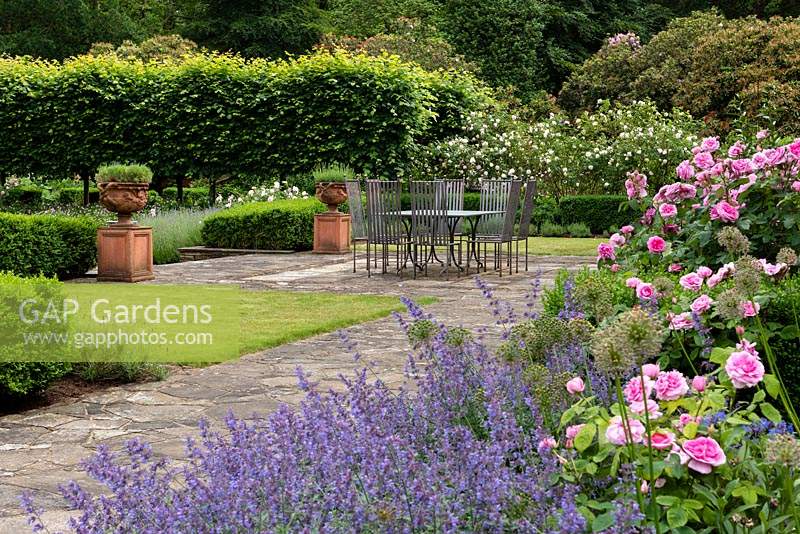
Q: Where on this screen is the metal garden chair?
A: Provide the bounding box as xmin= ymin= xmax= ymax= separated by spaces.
xmin=410 ymin=180 xmax=460 ymax=278
xmin=512 ymin=179 xmax=537 ymax=273
xmin=365 ymin=180 xmax=407 ymax=277
xmin=466 ymin=180 xmax=522 ymax=277
xmin=345 ymin=180 xmax=367 ymax=273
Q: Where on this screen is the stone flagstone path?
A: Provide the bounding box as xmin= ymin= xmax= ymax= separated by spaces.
xmin=0 ymin=252 xmax=591 ymax=531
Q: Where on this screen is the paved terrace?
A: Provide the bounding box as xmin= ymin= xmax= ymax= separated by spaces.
xmin=0 ymin=252 xmax=592 ymax=530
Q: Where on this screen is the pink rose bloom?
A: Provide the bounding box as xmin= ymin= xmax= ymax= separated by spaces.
xmin=676 ymin=160 xmax=695 ymax=180
xmin=752 ymin=151 xmax=768 ymax=168
xmin=789 ymin=138 xmax=800 ymax=159
xmin=690 ymin=294 xmax=713 ymax=314
xmin=736 ymin=338 xmax=758 ymax=356
xmin=636 ymin=283 xmax=655 ymax=300
xmin=610 ymin=263 xmax=620 ymax=272
xmin=693 ymin=151 xmax=715 ymax=170
xmin=756 ymin=129 xmax=769 ymax=140
xmin=682 ymin=436 xmax=726 ymax=474
xmin=706 ymin=273 xmax=723 ymax=288
xmin=649 ymin=431 xmax=676 ymax=450
xmin=597 ymin=242 xmax=616 ymax=260
xmin=727 ymin=141 xmax=746 ymax=158
xmin=679 ymin=273 xmax=703 ymax=292
xmin=566 ymin=377 xmax=585 ymax=395
xmin=730 ymin=158 xmax=753 ymax=176
xmin=669 ymin=312 xmax=694 ymax=331
xmin=655 ymin=370 xmax=689 ymax=401
xmin=739 ymin=300 xmax=760 ymax=317
xmin=691 ymin=375 xmax=707 ymax=392
xmin=668 ymin=263 xmax=683 ymax=273
xmin=700 ymin=137 xmax=720 ymax=152
xmin=620 ymin=225 xmax=634 ymax=234
xmin=629 ymin=399 xmax=662 ymax=418
xmin=696 ymin=266 xmax=713 ymax=278
xmin=658 ymin=203 xmax=678 ymax=218
xmin=792 ymin=181 xmax=800 ymax=192
xmin=647 ymin=236 xmax=666 ymax=253
xmin=709 ymin=200 xmax=739 ymax=223
xmin=725 ymin=350 xmax=765 ymax=388
xmin=565 ymin=424 xmax=585 ymax=447
xmin=676 ymin=413 xmax=699 ymax=431
xmin=758 ymin=260 xmax=786 ymax=277
xmin=642 ymin=363 xmax=661 ymax=378
xmin=641 ymin=207 xmax=656 ymax=226
xmin=609 ymin=233 xmax=626 ymax=247
xmin=606 ymin=416 xmax=645 ymax=445
xmin=626 ymin=276 xmax=642 ymax=288
xmin=670 ymin=442 xmax=691 ymax=464
xmin=735 ymin=325 xmax=746 ymax=337
xmin=765 ymin=147 xmax=786 ymax=167
xmin=538 ymin=436 xmax=557 ymax=451
xmin=623 ymin=376 xmax=653 ymax=403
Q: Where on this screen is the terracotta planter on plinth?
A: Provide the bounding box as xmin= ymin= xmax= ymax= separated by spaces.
xmin=313 ymin=212 xmax=351 ymax=254
xmin=315 ymin=182 xmax=348 ymax=213
xmin=97 ymin=181 xmax=154 ymax=282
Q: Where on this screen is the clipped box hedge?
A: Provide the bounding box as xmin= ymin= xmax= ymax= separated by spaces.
xmin=0 ymin=213 xmax=98 ymax=278
xmin=201 ymin=198 xmax=326 ymax=251
xmin=160 ymin=187 xmax=211 ymax=207
xmin=558 ymin=195 xmax=637 ymax=235
xmin=57 ymin=186 xmax=100 ymax=205
xmin=0 ymin=185 xmax=45 ymax=209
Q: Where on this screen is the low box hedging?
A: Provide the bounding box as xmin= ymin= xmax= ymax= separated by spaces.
xmin=0 ymin=213 xmax=98 ymax=278
xmin=201 ymin=199 xmax=326 ymax=251
xmin=57 ymin=186 xmax=100 ymax=205
xmin=400 ymin=191 xmax=480 ymax=211
xmin=0 ymin=185 xmax=45 ymax=209
xmin=764 ymin=275 xmax=800 ymax=407
xmin=558 ymin=195 xmax=637 ymax=235
xmin=160 ymin=187 xmax=210 ymax=207
xmin=0 ymin=272 xmax=72 ymax=397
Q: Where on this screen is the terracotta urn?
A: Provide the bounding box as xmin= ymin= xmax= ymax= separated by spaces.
xmin=98 ymin=182 xmax=150 ymax=226
xmin=315 ymin=182 xmax=348 ymax=213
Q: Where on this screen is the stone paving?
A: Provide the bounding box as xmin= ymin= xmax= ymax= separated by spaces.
xmin=0 ymin=252 xmax=591 ymax=531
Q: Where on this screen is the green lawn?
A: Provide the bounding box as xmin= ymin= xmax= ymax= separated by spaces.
xmin=523 ymin=237 xmax=602 ymax=256
xmin=358 ymin=237 xmax=602 ymax=257
xmin=239 ymin=290 xmax=435 ymax=354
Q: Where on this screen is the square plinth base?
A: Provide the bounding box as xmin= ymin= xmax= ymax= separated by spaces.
xmin=313 ymin=212 xmax=351 ymax=254
xmin=97 ymin=225 xmax=155 ymax=282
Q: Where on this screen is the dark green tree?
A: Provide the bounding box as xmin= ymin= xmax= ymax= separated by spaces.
xmin=180 ymin=0 xmax=325 ymax=58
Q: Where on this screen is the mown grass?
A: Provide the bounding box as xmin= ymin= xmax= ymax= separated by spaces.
xmin=239 ymin=290 xmax=436 ymax=355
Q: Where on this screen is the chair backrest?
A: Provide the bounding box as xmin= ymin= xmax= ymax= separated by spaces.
xmin=478 ymin=180 xmax=520 ymax=237
xmin=517 ymin=179 xmax=537 ymax=239
xmin=365 ymin=180 xmax=404 ymax=244
xmin=345 ymin=180 xmax=367 ymax=240
xmin=410 ymin=180 xmax=448 ymax=246
xmin=442 ymin=179 xmax=464 ymax=211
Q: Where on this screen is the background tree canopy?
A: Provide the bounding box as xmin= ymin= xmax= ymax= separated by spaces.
xmin=1 ymin=0 xmax=797 ymax=105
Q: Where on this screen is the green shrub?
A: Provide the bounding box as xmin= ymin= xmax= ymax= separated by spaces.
xmin=139 ymin=208 xmax=217 ymax=264
xmin=0 ymin=185 xmax=45 ymax=209
xmin=159 ymin=187 xmax=210 ymax=207
xmin=0 ymin=212 xmax=98 ymax=278
xmin=539 ymin=222 xmax=566 ymax=237
xmin=57 ymin=186 xmax=100 ymax=205
xmin=543 ymin=268 xmax=636 ymax=320
xmin=559 ymin=195 xmax=636 ymax=235
xmin=96 ymin=163 xmax=153 ymax=183
xmin=312 ymin=164 xmax=354 ymax=183
xmin=201 ymin=199 xmax=326 ymax=251
xmin=0 ymin=272 xmax=71 ymax=397
xmin=531 ymin=196 xmax=559 ymax=230
xmin=764 ymin=275 xmax=800 ymax=407
xmin=565 ymin=222 xmax=591 ymax=238
xmin=0 ymin=51 xmax=488 ymax=183
xmin=400 ymin=191 xmax=480 ymax=211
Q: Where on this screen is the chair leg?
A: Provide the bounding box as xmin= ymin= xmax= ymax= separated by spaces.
xmin=367 ymin=241 xmax=371 ymax=278
xmin=525 ymin=240 xmax=529 ymax=272
xmin=353 ymin=241 xmax=357 ymax=273
xmin=515 ymin=240 xmax=519 ymax=274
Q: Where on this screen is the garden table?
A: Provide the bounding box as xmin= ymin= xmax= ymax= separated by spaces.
xmin=397 ymin=209 xmax=504 ymax=272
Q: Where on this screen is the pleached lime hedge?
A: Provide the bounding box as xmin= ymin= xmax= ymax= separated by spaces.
xmin=201 ymin=199 xmax=326 ymax=251
xmin=0 ymin=52 xmax=489 ymax=182
xmin=0 ymin=213 xmax=99 ymax=278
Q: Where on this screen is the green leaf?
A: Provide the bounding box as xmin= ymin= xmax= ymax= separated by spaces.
xmin=682 ymin=422 xmax=698 ymax=439
xmin=763 ymin=374 xmax=781 ymax=399
xmin=761 ymin=402 xmax=782 ymax=424
xmin=667 ymin=507 xmax=688 ymax=528
xmin=574 ymin=423 xmax=597 ymax=452
xmin=709 ymin=347 xmax=733 ymax=365
xmin=656 ymin=495 xmax=680 ymax=507
xmin=592 ymin=512 xmax=615 ymax=532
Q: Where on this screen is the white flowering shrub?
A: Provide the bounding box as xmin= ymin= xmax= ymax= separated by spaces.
xmin=412 ymin=100 xmax=699 ymax=198
xmin=215 ymin=181 xmax=308 ymax=209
